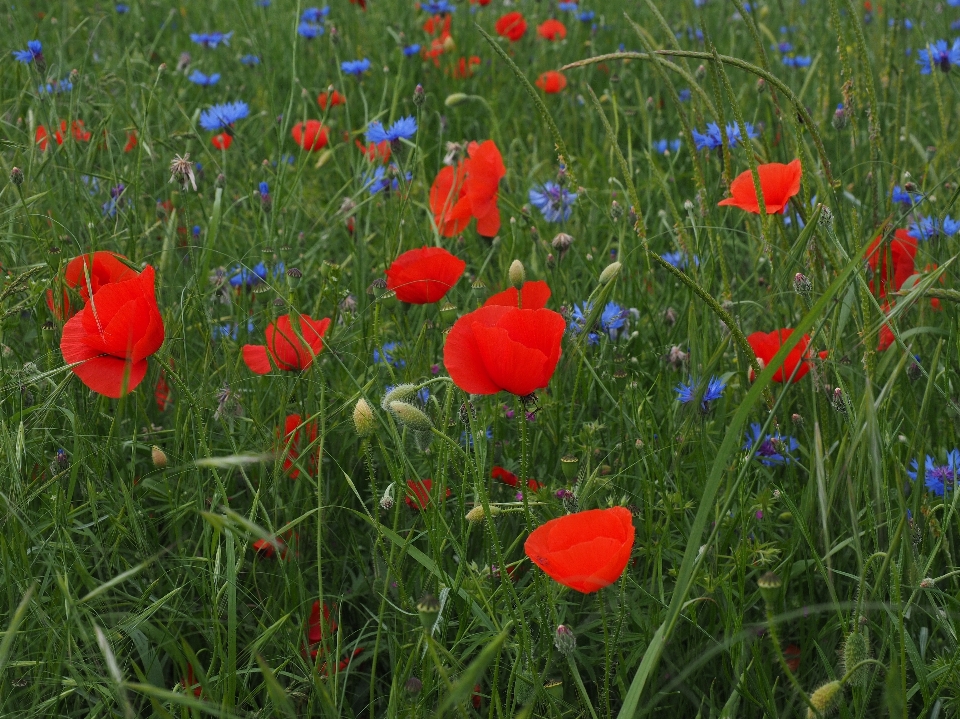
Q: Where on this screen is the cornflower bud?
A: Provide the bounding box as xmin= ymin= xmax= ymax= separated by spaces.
xmin=405 ymin=677 xmax=422 ymax=695
xmin=793 ymin=272 xmax=812 ymax=296
xmin=696 ymin=64 xmax=706 ymax=81
xmin=610 ymin=200 xmax=623 ymax=220
xmin=832 ymin=103 xmax=848 ymax=130
xmin=554 ymin=625 xmax=576 ymax=655
xmin=10 ymin=167 xmax=23 ymax=187
xmin=551 ymin=232 xmax=574 ymax=252
xmin=413 ymin=84 xmax=426 ymax=107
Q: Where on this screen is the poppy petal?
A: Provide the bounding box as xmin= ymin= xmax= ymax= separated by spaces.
xmin=242 ymin=344 xmax=273 ymax=374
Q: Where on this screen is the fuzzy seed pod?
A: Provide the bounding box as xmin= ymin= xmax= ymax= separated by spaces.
xmin=509 ymin=259 xmax=525 ymax=289
xmin=353 ymin=398 xmax=376 ymax=437
xmin=389 ymin=401 xmax=433 ymax=432
xmin=806 ymin=681 xmax=842 ymax=719
xmin=599 ymin=261 xmax=622 ymax=285
xmin=841 ymin=629 xmax=870 ymax=686
xmin=151 ymin=446 xmax=168 ymax=468
xmin=465 ymin=505 xmax=500 ymax=524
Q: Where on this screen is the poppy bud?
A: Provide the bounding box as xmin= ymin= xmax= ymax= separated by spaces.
xmin=353 ymin=398 xmax=376 ymax=437
xmin=413 ymin=84 xmax=426 ymax=107
xmin=445 ymin=92 xmax=469 ymax=107
xmin=10 ymin=167 xmax=23 ymax=187
xmin=417 ymin=593 xmax=441 ymax=630
xmin=599 ymin=261 xmax=621 ymax=285
xmin=841 ymin=629 xmax=870 ymax=686
xmin=554 ymin=625 xmax=576 ymax=655
xmin=793 ymin=272 xmax=812 ymax=296
xmin=389 ymin=401 xmax=433 ymax=432
xmin=442 ymin=35 xmax=456 ymax=52
xmin=806 ymin=681 xmax=842 ymax=719
xmin=151 ymin=445 xmax=168 ymax=468
xmin=465 ymin=504 xmax=500 ymax=524
xmin=509 ymin=260 xmax=525 ymax=289
xmin=561 ymin=454 xmax=579 ymax=479
xmin=757 ymin=571 xmax=782 ymax=606
xmin=439 ymin=301 xmax=458 ymax=324
xmin=405 ymin=676 xmax=422 ymax=695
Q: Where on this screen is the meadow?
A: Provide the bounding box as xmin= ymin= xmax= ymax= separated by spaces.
xmin=2 ymin=0 xmax=960 ymax=716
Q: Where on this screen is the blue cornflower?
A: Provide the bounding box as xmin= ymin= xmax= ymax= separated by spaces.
xmin=188 ymin=70 xmax=221 ymax=86
xmin=528 ymin=181 xmax=577 ymax=223
xmin=917 ymin=39 xmax=960 ymax=74
xmin=653 ymin=139 xmax=682 ymax=155
xmin=422 ymin=0 xmax=455 ymax=12
xmin=952 ymin=20 xmax=960 ymax=31
xmin=943 ymin=216 xmax=960 ymax=236
xmin=102 ymin=184 xmax=126 ymax=217
xmin=256 ymin=0 xmax=271 ymax=6
xmin=907 ymin=450 xmax=960 ymax=496
xmin=675 ymin=376 xmax=726 ymax=413
xmin=364 ymin=165 xmax=413 ymax=195
xmin=908 ymin=215 xmax=940 ymax=240
xmin=366 ymin=116 xmax=417 ymax=143
xmin=558 ymin=1 xmax=578 ymax=10
xmin=568 ymin=301 xmax=631 ymax=342
xmin=12 ymin=40 xmax=43 ymax=64
xmin=199 ymin=101 xmax=250 ymax=130
xmin=374 ymin=342 xmax=406 ymax=368
xmin=662 ymin=251 xmax=699 ymax=269
xmin=228 ymin=261 xmax=283 ymax=288
xmin=678 ymin=88 xmax=692 ymax=101
xmin=743 ymin=423 xmax=799 ymax=466
xmin=341 ymin=58 xmax=371 ymax=76
xmin=691 ymin=121 xmax=758 ymax=151
xmin=775 ymin=41 xmax=793 ymax=53
xmin=190 ymin=31 xmax=233 ymax=48
xmin=568 ymin=303 xmax=599 ymax=345
xmin=241 ymin=54 xmax=261 ymax=66
xmin=38 ymin=77 xmax=73 ymax=94
xmin=403 ymin=44 xmax=421 ymax=56
xmin=300 ymin=6 xmax=330 ymax=22
xmin=297 ymin=21 xmax=324 ymax=38
xmin=258 ymin=181 xmax=269 ymax=195
xmin=891 ymin=185 xmax=918 ymax=205
xmin=578 ymin=10 xmax=595 ymax=21
xmin=192 ymin=225 xmax=201 ymax=237
xmin=782 ymin=55 xmax=812 ymax=68
xmin=461 ymin=427 xmax=493 ymax=449
xmin=212 ymin=319 xmax=255 ymax=341
xmin=116 ymin=3 xmax=130 ymax=12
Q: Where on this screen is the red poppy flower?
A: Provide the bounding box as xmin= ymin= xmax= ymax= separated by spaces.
xmin=385 ymin=246 xmax=466 ymax=304
xmin=746 ymin=328 xmax=826 ymax=383
xmin=123 ymin=130 xmax=138 ymax=153
xmin=923 ymin=262 xmax=944 ymax=310
xmin=66 ymin=251 xmax=139 ymax=303
xmin=254 ymin=530 xmax=297 ymax=559
xmin=423 ymin=14 xmax=451 ymax=37
xmin=181 ymin=665 xmax=202 ymax=698
xmin=878 ymin=303 xmax=896 ymax=352
xmin=356 ymin=139 xmax=391 ymax=163
xmin=452 ymin=55 xmax=481 ymax=79
xmin=472 ymin=684 xmax=482 ymax=710
xmin=350 ymin=0 xmax=366 ymax=9
xmin=484 ymin=280 xmax=551 ymax=309
xmin=718 ymin=159 xmax=802 ymax=214
xmin=495 ymin=12 xmax=527 ymax=41
xmin=405 ymin=479 xmax=451 ymax=510
xmin=865 ymin=229 xmax=917 ymax=297
xmin=211 ymin=132 xmax=233 ymax=150
xmin=35 ymin=122 xmax=66 ymax=150
xmin=492 ymin=466 xmax=543 ymax=490
xmin=537 ymin=19 xmax=567 ymax=41
xmin=242 ymin=314 xmax=331 ymax=375
xmin=60 ymin=265 xmax=165 ymax=398
xmin=71 ymin=120 xmax=91 ymax=142
xmin=279 ymin=413 xmax=318 ymax=478
xmin=536 ymin=70 xmax=567 ymax=93
xmin=307 ymin=601 xmax=337 ymax=656
xmin=317 ymin=89 xmax=346 ymax=110
xmin=524 ymin=507 xmax=635 ymax=593
xmin=784 ymin=644 xmax=800 ymax=673
xmin=430 ymin=140 xmax=506 ymax=238
xmin=443 ymin=303 xmax=565 ymax=396
xmin=291 ymin=120 xmax=329 ymax=152
xmin=155 ymin=371 xmax=171 ymax=411
xmin=470 ymin=0 xmax=491 ymax=4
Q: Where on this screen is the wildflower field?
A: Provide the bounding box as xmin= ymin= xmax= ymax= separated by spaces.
xmin=5 ymin=0 xmax=960 ymax=716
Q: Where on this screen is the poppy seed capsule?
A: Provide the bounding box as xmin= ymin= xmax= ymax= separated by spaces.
xmin=757 ymin=571 xmax=782 ymax=605
xmin=417 ymin=594 xmax=440 ymax=630
xmin=10 ymin=167 xmax=23 ymax=187
xmin=389 ymin=401 xmax=433 ymax=432
xmin=353 ymin=398 xmax=375 ymax=437
xmin=806 ymin=681 xmax=842 ymax=719
xmin=599 ymin=261 xmax=621 ymax=285
xmin=439 ymin=302 xmax=457 ymax=324
xmin=151 ymin=445 xmax=168 ymax=468
xmin=285 ymin=267 xmax=302 ymax=286
xmin=509 ymin=260 xmax=525 ymax=289
xmin=561 ymin=455 xmax=579 ymax=479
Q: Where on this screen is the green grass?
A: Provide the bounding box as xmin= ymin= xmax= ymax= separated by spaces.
xmin=2 ymin=0 xmax=960 ymax=716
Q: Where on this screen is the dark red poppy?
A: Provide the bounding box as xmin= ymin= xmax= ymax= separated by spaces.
xmin=430 ymin=140 xmax=506 ymax=238
xmin=524 ymin=507 xmax=635 ymax=593
xmin=254 ymin=531 xmax=297 ymax=559
xmin=155 ymin=372 xmax=171 ymax=410
xmin=405 ymin=479 xmax=451 ymax=510
xmin=292 ymin=120 xmax=329 ymax=152
xmin=356 ymin=139 xmax=391 ymax=163
xmin=746 ymin=328 xmax=826 ymax=383
xmin=385 ymin=247 xmax=466 ymax=304
xmin=492 ymin=466 xmax=543 ymax=491
xmin=865 ymin=229 xmax=917 ymax=298
xmin=484 ymin=280 xmax=551 ymax=309
xmin=718 ymin=159 xmax=802 ymax=214
xmin=242 ymin=314 xmax=331 ymax=374
xmin=784 ymin=644 xmax=800 ymax=673
xmin=211 ymin=132 xmax=233 ymax=150
xmin=181 ymin=664 xmax=202 ymax=698
xmin=472 ymin=684 xmax=482 ymax=710
xmin=495 ymin=12 xmax=527 ymax=41
xmin=536 ymin=70 xmax=567 ymax=93
xmin=470 ymin=0 xmax=491 ymax=5
xmin=279 ymin=413 xmax=318 ymax=478
xmin=443 ymin=303 xmax=565 ymax=396
xmin=307 ymin=601 xmax=337 ymax=657
xmin=60 ymin=266 xmax=165 ymax=398
xmin=317 ymin=89 xmax=346 ymax=110
xmin=537 ymin=19 xmax=567 ymax=41
xmin=350 ymin=0 xmax=366 ymax=9
xmin=123 ymin=130 xmax=138 ymax=153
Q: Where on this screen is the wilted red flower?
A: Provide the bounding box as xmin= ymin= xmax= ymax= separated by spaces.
xmin=537 ymin=19 xmax=567 ymax=41
xmin=492 ymin=466 xmax=543 ymax=491
xmin=242 ymin=314 xmax=331 ymax=374
xmin=71 ymin=120 xmax=91 ymax=142
xmin=495 ymin=12 xmax=527 ymax=41
xmin=279 ymin=413 xmax=318 ymax=478
xmin=385 ymin=246 xmax=466 ymax=304
xmin=452 ymin=55 xmax=481 ymax=79
xmin=317 ymin=89 xmax=346 ymax=110
xmin=356 ymin=139 xmax=391 ymax=163
xmin=718 ymin=159 xmax=802 ymax=214
xmin=123 ymin=130 xmax=138 ymax=153
xmin=524 ymin=507 xmax=635 ymax=593
xmin=211 ymin=132 xmax=233 ymax=150
xmin=536 ymin=70 xmax=567 ymax=93
xmin=405 ymin=479 xmax=451 ymax=510
xmin=60 ymin=266 xmax=165 ymax=398
xmin=430 ymin=139 xmax=506 ymax=237
xmin=292 ymin=120 xmax=329 ymax=151
xmin=484 ymin=280 xmax=551 ymax=309
xmin=443 ymin=303 xmax=565 ymax=396
xmin=746 ymin=328 xmax=826 ymax=383
xmin=865 ymin=228 xmax=917 ymax=298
